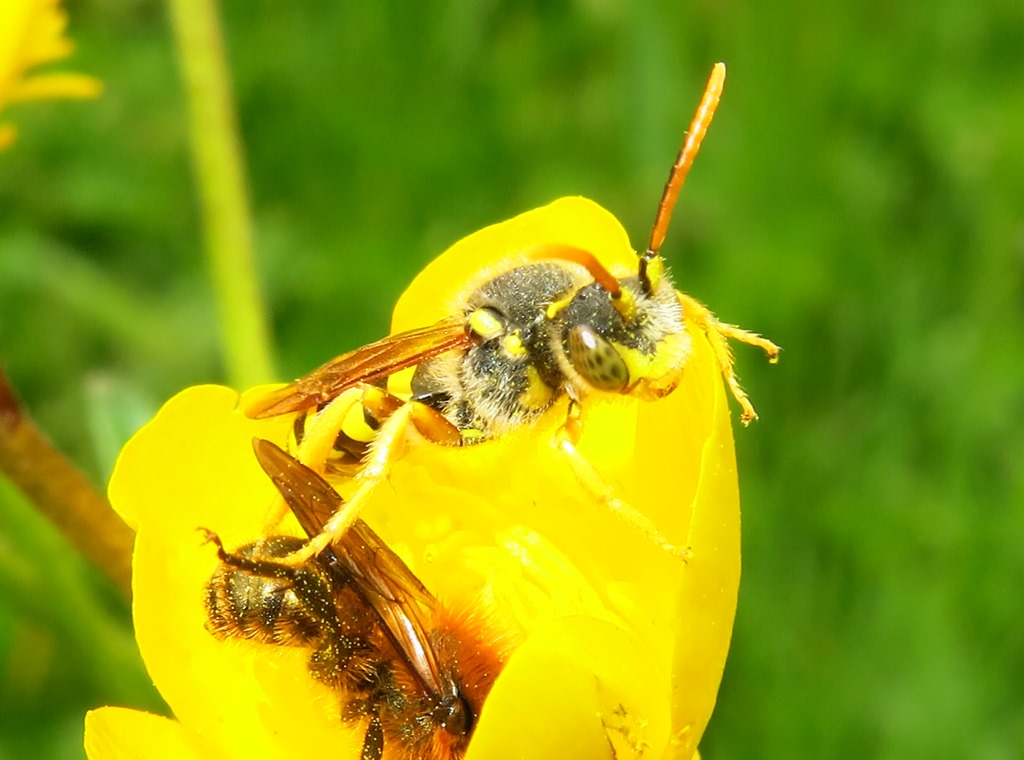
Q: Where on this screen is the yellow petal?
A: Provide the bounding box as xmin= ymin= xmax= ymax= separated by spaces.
xmin=109 ymin=386 xmax=364 ymax=760
xmin=0 ymin=2 xmax=34 ymax=71
xmin=106 ymin=198 xmax=739 ymax=758
xmin=10 ymin=72 xmax=102 ymax=101
xmin=391 ymin=197 xmax=634 ymax=330
xmin=669 ymin=335 xmax=739 ymax=757
xmin=470 ymin=612 xmax=689 ymax=759
xmin=0 ymin=1 xmax=69 ymax=73
xmin=0 ymin=0 xmax=101 ymax=144
xmin=387 ymin=197 xmax=738 ymax=758
xmin=84 ymin=707 xmax=204 ymax=760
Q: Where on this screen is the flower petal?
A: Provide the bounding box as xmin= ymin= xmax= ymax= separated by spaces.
xmin=10 ymin=72 xmax=102 ymax=101
xmin=109 ymin=386 xmax=364 ymax=760
xmin=467 ymin=614 xmax=674 ymax=760
xmin=0 ymin=0 xmax=101 ymax=150
xmin=105 ymin=198 xmax=740 ymax=758
xmin=387 ymin=198 xmax=739 ymax=756
xmin=391 ymin=197 xmax=634 ymax=331
xmin=84 ymin=707 xmax=203 ymax=760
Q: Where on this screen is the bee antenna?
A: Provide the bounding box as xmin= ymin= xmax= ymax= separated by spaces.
xmin=641 ymin=62 xmax=726 ymax=292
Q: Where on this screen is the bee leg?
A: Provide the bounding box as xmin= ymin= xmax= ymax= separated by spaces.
xmin=554 ymin=403 xmax=691 ymax=560
xmin=278 ymin=391 xmax=460 ymax=567
xmin=676 ymin=291 xmax=780 ymax=425
xmin=293 ymin=386 xmax=370 ymax=471
xmin=198 ymin=528 xmax=303 ymax=579
xmin=279 ymin=399 xmax=424 ymax=565
xmin=362 ymin=387 xmax=462 ymax=445
xmin=360 ymin=714 xmax=384 ymax=760
xmin=261 ymin=386 xmax=369 ymax=531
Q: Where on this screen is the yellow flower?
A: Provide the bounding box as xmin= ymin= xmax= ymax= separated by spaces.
xmin=86 ymin=198 xmax=739 ymax=760
xmin=0 ymin=0 xmax=101 ymax=150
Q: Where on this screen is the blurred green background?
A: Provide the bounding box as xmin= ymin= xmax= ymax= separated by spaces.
xmin=2 ymin=0 xmax=1022 ymax=758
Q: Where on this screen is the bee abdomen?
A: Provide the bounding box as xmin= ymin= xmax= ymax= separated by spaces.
xmin=204 ymin=536 xmax=326 ymax=646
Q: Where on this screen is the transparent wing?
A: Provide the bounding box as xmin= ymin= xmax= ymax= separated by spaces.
xmin=245 ymin=316 xmax=471 ymax=418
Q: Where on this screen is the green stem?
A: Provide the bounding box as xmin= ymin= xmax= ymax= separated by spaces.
xmin=167 ymin=0 xmax=275 ymax=388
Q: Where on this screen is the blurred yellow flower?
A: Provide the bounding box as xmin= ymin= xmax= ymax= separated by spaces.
xmin=0 ymin=0 xmax=101 ymax=150
xmin=86 ymin=198 xmax=741 ymax=760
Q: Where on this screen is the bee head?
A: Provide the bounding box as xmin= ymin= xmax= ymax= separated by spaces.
xmin=550 ymin=262 xmax=687 ymax=399
xmin=432 ymin=689 xmax=473 ymax=744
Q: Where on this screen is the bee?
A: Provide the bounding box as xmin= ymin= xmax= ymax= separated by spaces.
xmin=245 ymin=62 xmax=778 ymax=563
xmin=204 ymin=438 xmax=508 ymax=760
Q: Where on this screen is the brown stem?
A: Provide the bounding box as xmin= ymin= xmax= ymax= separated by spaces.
xmin=0 ymin=369 xmax=133 ymax=597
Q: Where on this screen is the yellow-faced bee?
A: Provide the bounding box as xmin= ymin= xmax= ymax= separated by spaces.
xmin=204 ymin=439 xmax=508 ymax=760
xmin=244 ymin=62 xmax=778 ymax=562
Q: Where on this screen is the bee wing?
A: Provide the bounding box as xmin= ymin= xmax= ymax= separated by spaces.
xmin=251 ymin=438 xmax=452 ymax=700
xmin=245 ymin=316 xmax=471 ymax=418
xmin=330 ymin=520 xmax=454 ymax=700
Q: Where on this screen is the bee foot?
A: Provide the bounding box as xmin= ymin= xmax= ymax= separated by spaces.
xmin=197 ymin=527 xmax=223 ymax=549
xmin=653 ymin=534 xmax=692 ymax=562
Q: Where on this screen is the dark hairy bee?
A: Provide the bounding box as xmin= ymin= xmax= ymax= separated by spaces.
xmin=245 ymin=62 xmax=778 ymax=563
xmin=204 ymin=439 xmax=507 ymax=760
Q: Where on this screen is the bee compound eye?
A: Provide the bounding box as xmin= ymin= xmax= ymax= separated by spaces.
xmin=436 ymin=694 xmax=471 ymax=736
xmin=566 ymin=325 xmax=629 ymax=392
